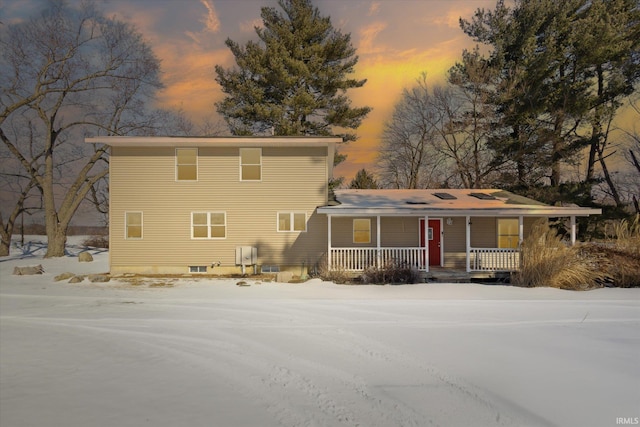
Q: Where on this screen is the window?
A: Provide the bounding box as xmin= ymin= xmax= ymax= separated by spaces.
xmin=240 ymin=148 xmax=261 ymax=181
xmin=498 ymin=218 xmax=519 ymax=248
xmin=192 ymin=212 xmax=226 ymax=239
xmin=125 ymin=212 xmax=142 ymax=239
xmin=176 ymin=148 xmax=197 ymax=181
xmin=189 ymin=266 xmax=207 ymax=273
xmin=278 ymin=212 xmax=307 ymax=232
xmin=353 ymin=219 xmax=371 ymax=243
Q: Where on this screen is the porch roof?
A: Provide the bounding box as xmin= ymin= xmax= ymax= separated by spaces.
xmin=317 ymin=189 xmax=602 ymax=217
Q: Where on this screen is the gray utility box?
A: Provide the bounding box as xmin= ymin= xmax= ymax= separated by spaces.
xmin=235 ymin=246 xmax=258 ymax=270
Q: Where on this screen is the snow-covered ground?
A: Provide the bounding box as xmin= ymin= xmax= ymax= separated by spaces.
xmin=1 ymin=237 xmax=639 ymax=427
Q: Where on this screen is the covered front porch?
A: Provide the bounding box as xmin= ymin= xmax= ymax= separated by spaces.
xmin=326 ymin=215 xmax=529 ymax=273
xmin=318 ymin=189 xmax=601 ymax=275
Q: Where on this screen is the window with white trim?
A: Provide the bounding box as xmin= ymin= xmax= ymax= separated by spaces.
xmin=497 ymin=218 xmax=519 ymax=248
xmin=240 ymin=148 xmax=261 ymax=181
xmin=125 ymin=212 xmax=143 ymax=239
xmin=176 ymin=148 xmax=197 ymax=181
xmin=192 ymin=212 xmax=226 ymax=239
xmin=278 ymin=212 xmax=307 ymax=232
xmin=353 ymin=219 xmax=371 ymax=243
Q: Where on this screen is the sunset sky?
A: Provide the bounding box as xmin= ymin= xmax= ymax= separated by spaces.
xmin=5 ymin=0 xmax=498 ymax=181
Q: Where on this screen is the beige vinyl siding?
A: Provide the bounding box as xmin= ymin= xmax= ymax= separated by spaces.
xmin=380 ymin=217 xmax=419 ymax=246
xmin=443 ymin=217 xmax=466 ymax=252
xmin=469 ymin=217 xmax=496 ymax=247
xmin=110 ymin=146 xmax=329 ymax=272
xmin=330 ymin=217 xmax=415 ymax=248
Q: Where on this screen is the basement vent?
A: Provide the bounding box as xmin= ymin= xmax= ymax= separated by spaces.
xmin=469 ymin=192 xmax=496 ymax=200
xmin=433 ymin=192 xmax=457 ymax=200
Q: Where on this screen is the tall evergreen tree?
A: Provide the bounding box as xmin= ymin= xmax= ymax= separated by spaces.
xmin=349 ymin=169 xmax=379 ymax=189
xmin=460 ymin=0 xmax=639 ymax=207
xmin=215 ymin=0 xmax=371 ymax=146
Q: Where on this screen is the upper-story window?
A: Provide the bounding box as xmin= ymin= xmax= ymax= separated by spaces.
xmin=240 ymin=148 xmax=261 ymax=181
xmin=176 ymin=148 xmax=197 ymax=181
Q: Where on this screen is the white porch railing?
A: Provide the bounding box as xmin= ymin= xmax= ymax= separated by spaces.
xmin=470 ymin=248 xmax=520 ymax=271
xmin=329 ymin=247 xmax=520 ymax=272
xmin=330 ymin=248 xmax=427 ymax=272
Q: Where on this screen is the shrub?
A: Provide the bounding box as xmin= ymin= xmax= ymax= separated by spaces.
xmin=608 ymin=214 xmax=640 ymax=257
xmin=82 ymin=235 xmax=109 ymax=248
xmin=360 ymin=262 xmax=421 ymax=285
xmin=587 ymin=215 xmax=640 ymax=288
xmin=513 ymin=220 xmax=604 ymax=290
xmin=316 ymin=255 xmax=351 ymax=284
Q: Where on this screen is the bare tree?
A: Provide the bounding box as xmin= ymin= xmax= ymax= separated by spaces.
xmin=377 ymin=74 xmax=448 ymax=189
xmin=0 ymin=0 xmax=163 ymax=257
xmin=378 ymin=72 xmax=500 ymax=190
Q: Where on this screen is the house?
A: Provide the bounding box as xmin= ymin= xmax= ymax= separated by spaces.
xmin=85 ymin=136 xmax=340 ymax=275
xmin=87 ymin=136 xmax=601 ymax=277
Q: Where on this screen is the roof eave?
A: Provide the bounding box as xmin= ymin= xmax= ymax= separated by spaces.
xmin=85 ymin=136 xmax=342 ymax=147
xmin=317 ymin=207 xmax=602 ymax=217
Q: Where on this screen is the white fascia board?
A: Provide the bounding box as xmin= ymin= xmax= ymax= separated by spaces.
xmin=316 ymin=207 xmax=602 ymax=217
xmin=85 ymin=136 xmax=342 ymax=147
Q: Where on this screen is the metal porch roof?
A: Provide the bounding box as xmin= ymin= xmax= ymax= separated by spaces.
xmin=317 ymin=189 xmax=602 ymax=217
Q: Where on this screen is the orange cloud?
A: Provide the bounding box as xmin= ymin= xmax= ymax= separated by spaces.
xmin=333 ymin=32 xmax=473 ymax=183
xmin=200 ymin=0 xmax=220 ymax=33
xmin=154 ymin=45 xmax=232 ymax=122
xmin=357 ymin=21 xmax=388 ymax=55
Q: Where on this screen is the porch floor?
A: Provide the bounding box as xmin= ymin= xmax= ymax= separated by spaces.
xmin=422 ymin=267 xmax=512 ymax=283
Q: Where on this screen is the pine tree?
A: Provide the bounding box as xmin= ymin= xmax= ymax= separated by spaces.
xmin=460 ymin=0 xmax=639 ymax=208
xmin=349 ymin=169 xmax=379 ymax=189
xmin=215 ymin=0 xmax=371 ymax=144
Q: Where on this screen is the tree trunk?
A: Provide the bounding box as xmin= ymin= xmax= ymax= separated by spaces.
xmin=0 ymin=237 xmax=9 ymax=257
xmin=45 ymin=223 xmax=68 ymax=258
xmin=586 ymin=66 xmax=605 ymax=183
xmin=598 ymin=148 xmax=622 ymax=207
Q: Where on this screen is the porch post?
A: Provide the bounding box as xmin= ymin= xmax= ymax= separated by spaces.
xmin=327 ymin=215 xmax=332 ymax=270
xmin=424 ymin=215 xmax=429 ymax=272
xmin=466 ymin=215 xmax=471 ymax=272
xmin=376 ymin=215 xmax=381 ymax=268
xmin=518 ymin=216 xmax=524 ymax=246
xmin=570 ymin=215 xmax=576 ymax=246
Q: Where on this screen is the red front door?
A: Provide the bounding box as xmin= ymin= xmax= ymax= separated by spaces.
xmin=420 ymin=219 xmax=441 ymax=266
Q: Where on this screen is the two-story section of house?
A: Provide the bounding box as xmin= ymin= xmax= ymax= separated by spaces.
xmin=86 ymin=136 xmax=340 ymax=275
